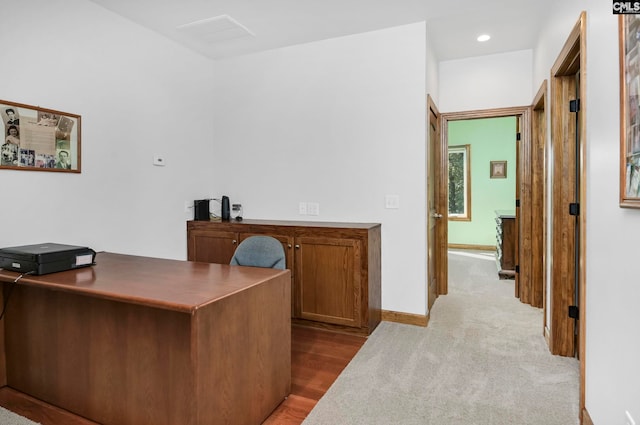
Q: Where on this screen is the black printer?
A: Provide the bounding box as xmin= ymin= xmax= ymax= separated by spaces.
xmin=0 ymin=243 xmax=96 ymax=275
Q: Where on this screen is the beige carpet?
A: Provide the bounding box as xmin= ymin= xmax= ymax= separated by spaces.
xmin=302 ymin=249 xmax=580 ymax=425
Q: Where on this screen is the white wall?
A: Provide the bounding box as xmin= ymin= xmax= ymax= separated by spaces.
xmin=210 ymin=23 xmax=428 ymax=315
xmin=0 ymin=0 xmax=216 ymax=259
xmin=534 ymin=3 xmax=640 ymax=424
xmin=426 ymin=30 xmax=440 ymax=105
xmin=438 ymin=50 xmax=533 ymax=112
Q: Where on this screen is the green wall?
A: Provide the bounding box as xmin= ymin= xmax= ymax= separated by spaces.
xmin=448 ymin=117 xmax=516 ymax=247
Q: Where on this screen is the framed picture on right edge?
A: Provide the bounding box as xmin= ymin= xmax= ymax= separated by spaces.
xmin=619 ymin=14 xmax=640 ymax=208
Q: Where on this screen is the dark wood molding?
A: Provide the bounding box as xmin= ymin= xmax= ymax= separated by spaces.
xmin=549 ymin=12 xmax=587 ymax=421
xmin=381 ymin=311 xmax=429 ymax=327
xmin=448 ymin=243 xmax=495 ymax=251
xmin=530 ymin=79 xmax=547 ymax=311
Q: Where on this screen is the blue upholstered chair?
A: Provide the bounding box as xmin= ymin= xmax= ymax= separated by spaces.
xmin=229 ymin=236 xmax=286 ymax=270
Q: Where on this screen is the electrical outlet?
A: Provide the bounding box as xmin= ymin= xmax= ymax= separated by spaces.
xmin=307 ymin=202 xmax=320 ymax=216
xmin=299 ymin=202 xmax=307 ymax=215
xmin=626 ymin=410 xmax=636 ymax=425
xmin=153 ymin=155 xmax=166 ymax=166
xmin=385 ymin=194 xmax=400 ymax=209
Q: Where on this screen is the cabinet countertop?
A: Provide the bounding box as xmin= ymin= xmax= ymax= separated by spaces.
xmin=187 ymin=219 xmax=381 ymax=230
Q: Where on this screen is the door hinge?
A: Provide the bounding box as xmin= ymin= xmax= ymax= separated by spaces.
xmin=569 ymin=99 xmax=580 ymax=113
xmin=515 ymin=265 xmax=520 ymax=273
xmin=568 ymin=305 xmax=579 ymax=319
xmin=515 ymin=199 xmax=520 ymax=207
xmin=569 ymin=203 xmax=580 ymax=216
xmin=516 ymin=132 xmax=521 ymax=141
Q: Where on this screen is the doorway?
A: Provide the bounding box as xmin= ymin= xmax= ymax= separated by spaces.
xmin=440 ymin=107 xmax=531 ymax=297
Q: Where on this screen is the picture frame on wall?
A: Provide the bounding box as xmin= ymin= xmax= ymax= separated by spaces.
xmin=0 ymin=99 xmax=81 ymax=173
xmin=490 ymin=160 xmax=507 ymax=179
xmin=619 ymin=15 xmax=640 ymax=208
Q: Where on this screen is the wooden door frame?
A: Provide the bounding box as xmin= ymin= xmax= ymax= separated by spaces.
xmin=439 ymin=106 xmax=531 ymax=296
xmin=427 ymin=95 xmax=446 ymax=308
xmin=549 ymin=11 xmax=587 ymax=420
xmin=532 ymin=81 xmax=548 ymax=316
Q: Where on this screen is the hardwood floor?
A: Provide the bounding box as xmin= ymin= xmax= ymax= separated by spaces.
xmin=264 ymin=326 xmax=366 ymax=424
xmin=0 ymin=325 xmax=366 ymax=425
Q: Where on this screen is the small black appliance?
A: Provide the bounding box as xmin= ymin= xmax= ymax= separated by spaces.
xmin=194 ymin=199 xmax=210 ymax=221
xmin=221 ymin=196 xmax=230 ymax=221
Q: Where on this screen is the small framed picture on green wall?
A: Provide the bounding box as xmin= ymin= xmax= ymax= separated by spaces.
xmin=490 ymin=161 xmax=507 ymax=178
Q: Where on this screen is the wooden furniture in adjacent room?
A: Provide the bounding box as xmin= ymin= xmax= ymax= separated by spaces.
xmin=495 ymin=210 xmax=516 ymax=279
xmin=187 ymin=219 xmax=381 ymax=335
xmin=0 ymin=252 xmax=291 ymax=425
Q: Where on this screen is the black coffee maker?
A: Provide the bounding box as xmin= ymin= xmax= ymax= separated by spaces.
xmin=193 ymin=199 xmax=210 ymax=221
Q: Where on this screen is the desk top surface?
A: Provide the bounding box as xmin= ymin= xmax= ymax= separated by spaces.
xmin=0 ymin=252 xmax=289 ymax=313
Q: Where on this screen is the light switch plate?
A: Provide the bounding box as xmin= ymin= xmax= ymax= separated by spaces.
xmin=385 ymin=195 xmax=400 ymax=209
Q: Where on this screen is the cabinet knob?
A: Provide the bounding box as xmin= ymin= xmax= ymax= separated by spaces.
xmin=288 ymin=244 xmax=292 ymax=249
xmin=232 ymin=240 xmax=237 ymax=245
xmin=295 ymin=244 xmax=300 ymax=249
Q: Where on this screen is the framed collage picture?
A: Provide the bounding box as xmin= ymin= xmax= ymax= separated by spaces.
xmin=619 ymin=15 xmax=640 ymax=207
xmin=1 ymin=99 xmax=81 ymax=173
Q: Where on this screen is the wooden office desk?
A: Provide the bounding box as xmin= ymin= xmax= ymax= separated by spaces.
xmin=0 ymin=252 xmax=291 ymax=425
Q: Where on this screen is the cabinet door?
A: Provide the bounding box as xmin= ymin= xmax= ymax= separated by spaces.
xmin=187 ymin=230 xmax=239 ymax=264
xmin=295 ymin=236 xmax=361 ymax=327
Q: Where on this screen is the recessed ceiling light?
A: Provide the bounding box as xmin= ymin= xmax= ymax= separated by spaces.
xmin=477 ymin=34 xmax=491 ymax=42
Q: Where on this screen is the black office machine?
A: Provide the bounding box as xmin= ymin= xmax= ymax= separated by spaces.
xmin=0 ymin=243 xmax=96 ymax=275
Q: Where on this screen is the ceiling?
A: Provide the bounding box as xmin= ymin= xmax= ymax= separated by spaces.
xmin=86 ymin=0 xmax=553 ymax=61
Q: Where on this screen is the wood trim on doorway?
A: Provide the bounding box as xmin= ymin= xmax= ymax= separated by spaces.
xmin=427 ymin=95 xmax=448 ymax=302
xmin=531 ymin=80 xmax=547 ymax=312
xmin=549 ymin=11 xmax=587 ymax=422
xmin=440 ymin=106 xmax=531 ymax=297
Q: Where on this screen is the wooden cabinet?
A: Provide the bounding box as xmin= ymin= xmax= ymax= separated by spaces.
xmin=495 ymin=210 xmax=516 ymax=279
xmin=188 ymin=229 xmax=239 ymax=264
xmin=296 ymin=236 xmax=361 ymax=328
xmin=187 ymin=219 xmax=381 ymax=335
